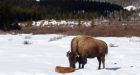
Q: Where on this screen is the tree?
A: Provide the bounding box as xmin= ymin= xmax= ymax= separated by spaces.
xmin=0 ymin=0 xmax=14 ymax=30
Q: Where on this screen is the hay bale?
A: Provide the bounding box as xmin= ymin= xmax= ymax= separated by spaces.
xmin=55 ymin=66 xmax=75 ymax=73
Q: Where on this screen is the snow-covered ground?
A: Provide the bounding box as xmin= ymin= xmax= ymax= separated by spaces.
xmin=0 ymin=34 xmax=140 ymax=75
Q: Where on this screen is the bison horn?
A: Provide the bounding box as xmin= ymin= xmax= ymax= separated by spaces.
xmin=66 ymin=51 xmax=71 ymax=57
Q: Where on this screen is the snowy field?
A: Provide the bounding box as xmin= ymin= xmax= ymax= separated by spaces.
xmin=0 ymin=34 xmax=140 ymax=75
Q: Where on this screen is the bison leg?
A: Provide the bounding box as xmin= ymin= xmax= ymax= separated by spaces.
xmin=76 ymin=56 xmax=82 ymax=69
xmin=82 ymin=64 xmax=85 ymax=68
xmin=78 ymin=63 xmax=84 ymax=69
xmin=78 ymin=58 xmax=84 ymax=69
xmin=82 ymin=58 xmax=87 ymax=68
xmin=79 ymin=63 xmax=81 ymax=68
xmin=78 ymin=57 xmax=87 ymax=69
xmin=97 ymin=57 xmax=101 ymax=70
xmin=101 ymin=56 xmax=105 ymax=69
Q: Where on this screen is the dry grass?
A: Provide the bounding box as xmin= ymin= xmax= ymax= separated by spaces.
xmin=48 ymin=35 xmax=67 ymax=42
xmin=21 ymin=25 xmax=140 ymax=37
xmin=23 ymin=40 xmax=32 ymax=45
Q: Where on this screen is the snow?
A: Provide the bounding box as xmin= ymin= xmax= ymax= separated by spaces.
xmin=30 ymin=20 xmax=92 ymax=28
xmin=124 ymin=5 xmax=137 ymax=11
xmin=138 ymin=13 xmax=140 ymax=16
xmin=0 ymin=34 xmax=140 ymax=75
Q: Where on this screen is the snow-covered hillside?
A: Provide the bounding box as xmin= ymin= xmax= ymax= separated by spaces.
xmin=19 ymin=20 xmax=91 ymax=28
xmin=0 ymin=34 xmax=140 ymax=75
xmin=124 ymin=5 xmax=137 ymax=11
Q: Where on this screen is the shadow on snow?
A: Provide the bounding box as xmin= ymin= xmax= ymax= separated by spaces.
xmin=105 ymin=67 xmax=121 ymax=71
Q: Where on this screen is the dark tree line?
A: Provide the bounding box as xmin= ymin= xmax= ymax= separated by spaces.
xmin=39 ymin=0 xmax=125 ymax=18
xmin=0 ymin=0 xmax=131 ymax=30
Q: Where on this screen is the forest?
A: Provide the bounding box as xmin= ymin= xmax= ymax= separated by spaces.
xmin=0 ymin=0 xmax=132 ymax=30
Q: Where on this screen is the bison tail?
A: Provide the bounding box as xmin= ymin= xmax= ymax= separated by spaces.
xmin=105 ymin=46 xmax=108 ymax=55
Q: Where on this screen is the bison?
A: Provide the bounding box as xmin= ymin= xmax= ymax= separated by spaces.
xmin=67 ymin=35 xmax=108 ymax=69
xmin=55 ymin=66 xmax=75 ymax=73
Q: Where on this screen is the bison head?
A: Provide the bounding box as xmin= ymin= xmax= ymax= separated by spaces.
xmin=66 ymin=51 xmax=78 ymax=68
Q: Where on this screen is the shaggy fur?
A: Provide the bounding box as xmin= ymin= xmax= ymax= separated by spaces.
xmin=55 ymin=66 xmax=75 ymax=73
xmin=67 ymin=35 xmax=108 ymax=69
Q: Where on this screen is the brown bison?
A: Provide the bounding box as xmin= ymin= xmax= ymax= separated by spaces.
xmin=55 ymin=66 xmax=75 ymax=73
xmin=67 ymin=35 xmax=108 ymax=69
